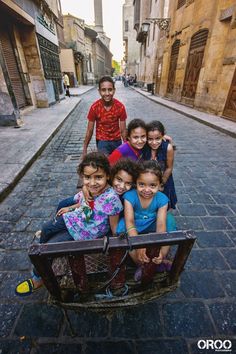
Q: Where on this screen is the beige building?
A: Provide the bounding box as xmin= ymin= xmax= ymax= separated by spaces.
xmin=60 ymin=5 xmax=113 ymax=86
xmin=61 ymin=14 xmax=86 ymax=86
xmin=130 ymin=0 xmax=236 ymax=121
xmin=123 ymin=0 xmax=140 ymax=77
xmin=60 ymin=16 xmax=98 ymax=86
xmin=0 ymin=0 xmax=64 ymax=126
xmin=131 ymin=0 xmax=170 ymax=91
xmin=84 ymin=26 xmax=97 ymax=85
xmin=160 ymin=0 xmax=236 ymax=121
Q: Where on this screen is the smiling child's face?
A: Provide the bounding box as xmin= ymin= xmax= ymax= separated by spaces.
xmin=82 ymin=165 xmax=109 ymax=196
xmin=99 ymin=81 xmax=115 ymax=105
xmin=136 ymin=172 xmax=160 ymax=199
xmin=128 ymin=127 xmax=147 ymax=150
xmin=147 ymin=130 xmax=163 ymax=150
xmin=112 ymin=170 xmax=133 ymax=195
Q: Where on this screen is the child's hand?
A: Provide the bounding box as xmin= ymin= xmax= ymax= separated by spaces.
xmin=82 ymin=185 xmax=93 ymax=203
xmin=57 ymin=207 xmax=71 ymax=216
xmin=152 ymin=252 xmax=164 ymax=265
xmin=136 ymin=248 xmax=150 ymax=263
xmin=163 ymin=134 xmax=173 ymax=144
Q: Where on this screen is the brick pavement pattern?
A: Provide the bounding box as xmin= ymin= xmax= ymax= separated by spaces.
xmin=0 ymin=82 xmax=236 ymax=353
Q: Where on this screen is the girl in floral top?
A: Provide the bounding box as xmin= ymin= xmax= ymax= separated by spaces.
xmin=15 ymin=152 xmax=123 ymax=296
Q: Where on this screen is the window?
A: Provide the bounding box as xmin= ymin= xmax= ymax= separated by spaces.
xmin=125 ymin=20 xmax=129 ymax=32
xmin=177 ymin=0 xmax=186 ymax=9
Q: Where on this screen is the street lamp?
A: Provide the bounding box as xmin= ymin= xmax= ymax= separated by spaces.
xmin=141 ymin=22 xmax=151 ymax=33
xmin=136 ymin=22 xmax=150 ymax=43
xmin=146 ymin=18 xmax=171 ymax=31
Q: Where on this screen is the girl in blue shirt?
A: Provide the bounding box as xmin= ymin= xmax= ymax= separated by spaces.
xmin=117 ymin=160 xmax=170 ymax=267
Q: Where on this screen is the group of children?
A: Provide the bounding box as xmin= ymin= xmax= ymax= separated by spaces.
xmin=15 ymin=76 xmax=177 ymax=297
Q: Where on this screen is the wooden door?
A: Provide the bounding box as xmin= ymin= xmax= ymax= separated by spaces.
xmin=182 ymin=30 xmax=208 ymax=100
xmin=167 ymin=40 xmax=180 ymax=94
xmin=223 ymin=68 xmax=236 ymax=121
xmin=0 ymin=27 xmax=27 ymax=108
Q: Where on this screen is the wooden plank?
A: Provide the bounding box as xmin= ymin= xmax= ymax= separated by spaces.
xmin=169 ymin=238 xmax=195 ymax=283
xmin=29 ymin=231 xmax=196 ymax=258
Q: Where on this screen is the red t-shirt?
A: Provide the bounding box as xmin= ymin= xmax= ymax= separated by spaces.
xmin=87 ymin=98 xmax=127 ymax=141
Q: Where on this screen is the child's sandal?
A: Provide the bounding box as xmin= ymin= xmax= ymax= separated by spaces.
xmin=15 ymin=279 xmax=43 ymax=297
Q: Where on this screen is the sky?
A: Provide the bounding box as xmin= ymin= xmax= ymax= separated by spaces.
xmin=60 ymin=0 xmax=125 ymax=62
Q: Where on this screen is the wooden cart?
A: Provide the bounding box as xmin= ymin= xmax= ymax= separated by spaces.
xmin=28 ymin=230 xmax=196 ymax=311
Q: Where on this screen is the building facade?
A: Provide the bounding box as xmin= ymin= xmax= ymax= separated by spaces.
xmin=61 ymin=14 xmax=86 ymax=86
xmin=0 ymin=0 xmax=64 ymax=126
xmin=123 ymin=0 xmax=140 ymax=77
xmin=131 ymin=0 xmax=170 ymax=91
xmin=60 ymin=4 xmax=113 ymax=86
xmin=128 ymin=0 xmax=236 ymax=121
xmin=161 ymin=0 xmax=236 ymax=121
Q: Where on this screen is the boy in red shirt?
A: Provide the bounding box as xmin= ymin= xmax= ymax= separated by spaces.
xmin=82 ymin=76 xmax=127 ymax=158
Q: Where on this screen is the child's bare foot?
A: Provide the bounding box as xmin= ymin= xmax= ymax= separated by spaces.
xmin=32 ymin=278 xmax=43 ymax=289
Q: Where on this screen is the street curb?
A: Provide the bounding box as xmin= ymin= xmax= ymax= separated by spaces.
xmin=132 ymin=87 xmax=236 ymax=139
xmin=70 ymin=85 xmax=95 ymax=97
xmin=0 ymin=99 xmax=82 ymax=203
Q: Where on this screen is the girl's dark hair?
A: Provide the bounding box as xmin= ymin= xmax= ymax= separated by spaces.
xmin=77 ymin=152 xmax=110 ymax=176
xmin=138 ymin=160 xmax=163 ymax=183
xmin=110 ymin=158 xmax=140 ymax=184
xmin=98 ymin=76 xmax=115 ymax=89
xmin=146 ymin=120 xmax=165 ymax=136
xmin=127 ymin=119 xmax=146 ymax=137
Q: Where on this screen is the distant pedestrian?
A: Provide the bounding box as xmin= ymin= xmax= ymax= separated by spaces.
xmin=123 ymin=75 xmax=128 ymax=87
xmin=63 ymin=73 xmax=70 ymax=97
xmin=82 ymin=76 xmax=127 ymax=158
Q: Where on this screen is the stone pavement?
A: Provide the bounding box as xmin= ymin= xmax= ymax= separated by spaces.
xmin=132 ymin=86 xmax=236 ymax=138
xmin=0 ymin=82 xmax=236 ymax=353
xmin=0 ymin=85 xmax=94 ymax=202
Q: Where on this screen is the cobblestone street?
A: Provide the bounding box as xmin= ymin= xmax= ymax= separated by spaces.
xmin=0 ymin=82 xmax=236 ymax=353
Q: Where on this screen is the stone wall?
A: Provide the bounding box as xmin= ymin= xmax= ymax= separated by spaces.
xmin=161 ymin=0 xmax=236 ymax=117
